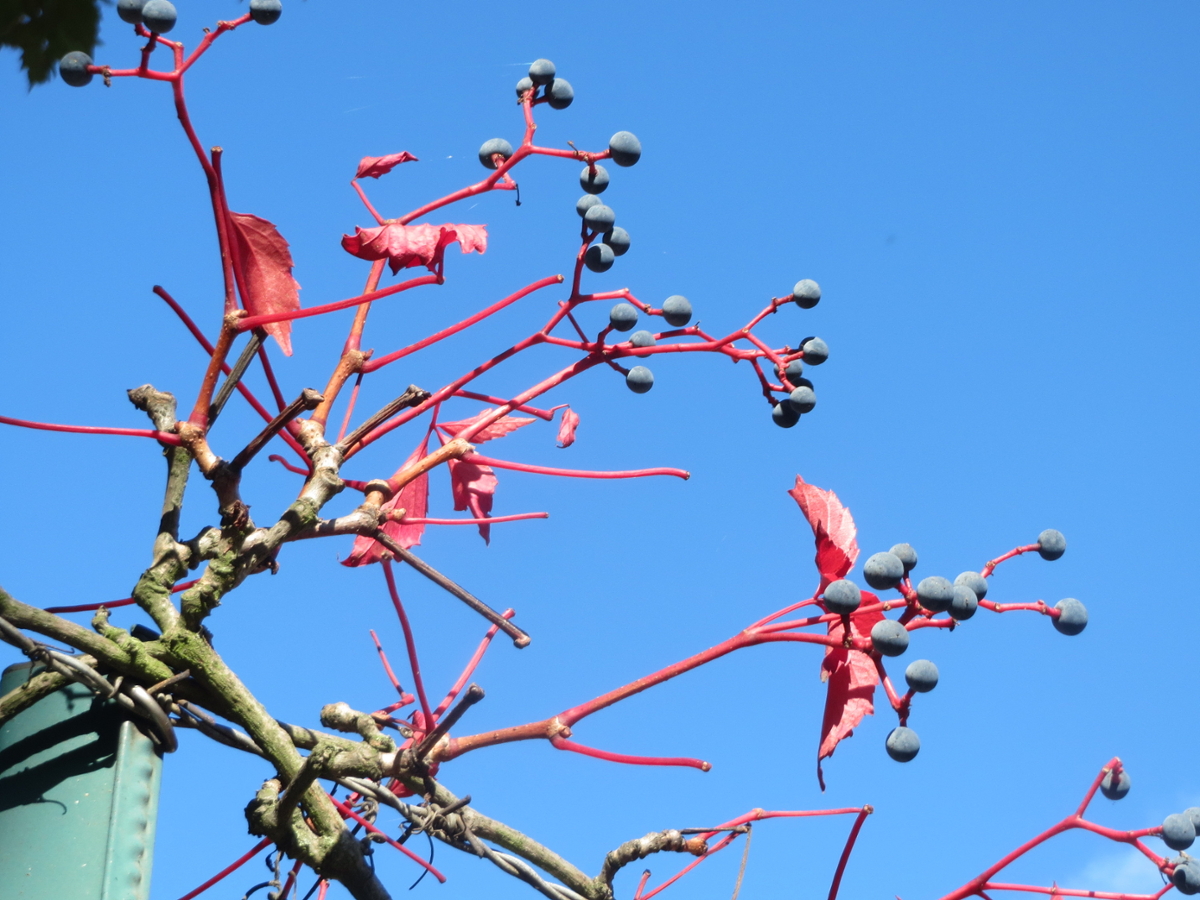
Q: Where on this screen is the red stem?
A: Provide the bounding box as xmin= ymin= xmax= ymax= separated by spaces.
xmin=434 ymin=610 xmax=515 ymax=717
xmin=451 ymin=391 xmax=562 ymax=421
xmin=369 ymin=629 xmax=409 ymax=700
xmin=328 ymin=797 xmax=446 ymax=883
xmin=827 ymin=806 xmax=872 ymax=900
xmin=402 ymin=513 xmax=548 ymax=525
xmin=981 ymin=544 xmax=1040 ymax=578
xmin=173 ymin=837 xmax=272 ymax=900
xmin=639 ymin=833 xmax=740 ymax=900
xmin=237 ymin=273 xmax=439 ymax=331
xmin=381 ymin=560 xmax=435 ymax=728
xmin=0 ymin=415 xmax=180 ymax=445
xmin=549 ymin=735 xmax=710 ymax=771
xmin=45 ymin=579 xmax=198 ymax=615
xmin=467 ymin=453 xmax=689 ymax=481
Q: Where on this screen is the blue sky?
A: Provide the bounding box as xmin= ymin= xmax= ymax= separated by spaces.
xmin=2 ymin=2 xmax=1199 ymax=898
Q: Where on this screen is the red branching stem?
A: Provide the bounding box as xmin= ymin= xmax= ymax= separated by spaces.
xmin=189 ymin=319 xmax=239 ymax=426
xmin=634 ymin=870 xmax=652 ymax=900
xmin=434 ymin=610 xmax=515 ymax=717
xmin=328 ymin=797 xmax=446 ymax=883
xmin=401 ymin=513 xmax=549 ymax=525
xmin=45 ymin=579 xmax=199 ymax=615
xmin=278 ymin=859 xmax=303 ymax=900
xmin=452 ymin=391 xmax=562 ymax=420
xmin=381 ymin=560 xmax=435 ymax=727
xmin=747 ymin=595 xmax=821 ymax=630
xmin=369 ymin=629 xmax=410 ymax=701
xmin=343 ymin=260 xmax=386 ymax=356
xmin=981 ymin=544 xmax=1040 ymax=578
xmin=0 ymin=415 xmax=180 ymax=445
xmin=1077 ymin=758 xmax=1122 ymax=817
xmin=549 ymin=735 xmax=710 ymax=772
xmin=467 ymin=454 xmax=690 ymax=481
xmin=351 ymin=179 xmax=387 ymax=225
xmin=871 ymin=657 xmax=904 ymax=712
xmin=979 ymin=884 xmax=1170 ymax=900
xmin=237 ymin=273 xmax=439 ymax=331
xmin=316 ymin=882 xmax=329 ymax=900
xmin=978 ymin=600 xmax=1055 ymax=618
xmin=827 ymin=806 xmax=872 ymax=900
xmin=173 ymin=837 xmax=272 ymax=900
xmin=360 ymin=275 xmax=563 ymax=374
xmin=255 ymin=342 xmax=287 ymax=412
xmin=639 ymin=833 xmax=740 ymax=900
xmin=336 ymin=375 xmax=364 ymax=444
xmin=268 ymin=455 xmax=312 ymax=477
xmin=175 ymin=15 xmax=251 ymax=76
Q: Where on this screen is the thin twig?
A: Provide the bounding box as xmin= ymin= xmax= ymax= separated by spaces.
xmin=336 ymin=385 xmax=430 ymax=454
xmin=209 ymin=331 xmax=263 ymax=424
xmin=230 ymin=389 xmax=323 ymax=472
xmin=415 ymin=684 xmax=485 ymax=758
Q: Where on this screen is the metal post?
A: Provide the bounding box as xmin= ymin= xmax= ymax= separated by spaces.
xmin=0 ymin=662 xmax=162 ymax=900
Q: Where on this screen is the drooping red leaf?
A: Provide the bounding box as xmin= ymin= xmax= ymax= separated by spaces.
xmin=229 ymin=212 xmax=302 ymax=355
xmin=788 ymin=475 xmax=859 ymax=587
xmin=356 ymin=151 xmax=419 ymax=179
xmin=439 ymin=408 xmax=535 ymax=443
xmin=448 ymin=457 xmax=497 ymax=544
xmin=341 ymin=223 xmax=488 ymax=274
xmin=343 ymin=439 xmax=430 ymax=566
xmin=817 ymin=602 xmax=885 ymax=787
xmin=556 ymin=407 xmax=580 ymax=448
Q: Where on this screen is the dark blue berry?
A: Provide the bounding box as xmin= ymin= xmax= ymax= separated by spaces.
xmin=824 ymin=579 xmax=861 ymax=614
xmin=800 ymin=336 xmax=829 ymax=365
xmin=949 ymin=585 xmax=978 ymax=621
xmin=529 ymin=59 xmax=556 ymax=86
xmin=792 ymin=279 xmax=821 ymax=309
xmin=59 ymin=51 xmax=93 ymax=87
xmin=662 ymin=295 xmax=692 ymax=327
xmin=1188 ymin=808 xmax=1200 ymax=834
xmin=870 ymin=619 xmax=909 ymax=657
xmin=787 ymin=385 xmax=816 ymax=414
xmin=1052 ymin=598 xmax=1087 ymax=636
xmin=585 ymin=244 xmax=614 ymax=273
xmin=890 ymin=543 xmax=918 ymax=573
xmin=580 ymin=164 xmax=609 ymax=195
xmin=629 ymin=330 xmax=656 ymax=349
xmin=603 ymin=227 xmax=630 ymax=256
xmin=777 ymin=359 xmax=804 ymax=384
xmin=1173 ymin=860 xmax=1200 ymax=896
xmin=609 ymin=131 xmax=642 ymax=167
xmin=954 ymin=571 xmax=988 ymax=601
xmin=609 ymin=303 xmax=638 ymax=332
xmin=863 ymin=552 xmax=905 ymax=590
xmin=1038 ymin=529 xmax=1066 ymax=560
xmin=584 ymin=204 xmax=616 ymax=233
xmin=1163 ymin=814 xmax=1196 ymax=851
xmin=249 ymin=0 xmax=282 ymax=24
xmin=576 ymin=194 xmax=604 ymax=217
xmin=1100 ymin=768 xmax=1130 ymax=800
xmin=917 ymin=576 xmax=954 ymax=613
xmin=141 ymin=0 xmax=177 ymax=33
xmin=547 ymin=78 xmax=574 ymax=110
xmin=515 ymin=76 xmax=533 ymax=97
xmin=772 ymin=403 xmax=800 ymax=428
xmin=626 ymin=366 xmax=654 ymax=394
xmin=886 ymin=726 xmax=920 ymax=762
xmin=904 ymin=659 xmax=939 ymax=693
xmin=117 ymin=0 xmax=145 ymax=23
xmin=479 ymin=138 xmax=514 ymax=169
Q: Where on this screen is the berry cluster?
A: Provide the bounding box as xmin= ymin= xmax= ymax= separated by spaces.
xmin=822 ymin=527 xmax=1085 ymax=763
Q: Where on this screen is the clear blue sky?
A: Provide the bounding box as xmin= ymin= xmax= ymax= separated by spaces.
xmin=2 ymin=2 xmax=1199 ymax=898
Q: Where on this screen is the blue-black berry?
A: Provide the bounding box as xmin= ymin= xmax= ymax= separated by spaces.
xmin=772 ymin=403 xmax=800 ymax=428
xmin=479 ymin=138 xmax=514 ymax=169
xmin=949 ymin=584 xmax=978 ymax=621
xmin=585 ymin=243 xmax=615 ymax=273
xmin=610 ymin=303 xmax=638 ymax=332
xmin=1163 ymin=814 xmax=1196 ymax=852
xmin=1052 ymin=598 xmax=1087 ymax=636
xmin=824 ymin=579 xmax=861 ymax=614
xmin=626 ymin=366 xmax=654 ymax=394
xmin=580 ymin=164 xmax=610 ymax=195
xmin=547 ymin=78 xmax=574 ymax=109
xmin=1174 ymin=860 xmax=1200 ymax=896
xmin=890 ymin=543 xmax=918 ymax=573
xmin=1038 ymin=529 xmax=1066 ymax=560
xmin=609 ymin=131 xmax=642 ymax=167
xmin=904 ymin=659 xmax=939 ymax=693
xmin=800 ymin=336 xmax=829 ymax=365
xmin=916 ymin=576 xmax=954 ymax=613
xmin=603 ymin=227 xmax=630 ymax=256
xmin=529 ymin=59 xmax=556 ymax=85
xmin=141 ymin=0 xmax=177 ymax=33
xmin=576 ymin=194 xmax=604 ymax=217
xmin=59 ymin=51 xmax=93 ymax=87
xmin=777 ymin=359 xmax=804 ymax=384
xmin=870 ymin=618 xmax=909 ymax=657
xmin=1100 ymin=768 xmax=1130 ymax=800
xmin=954 ymin=571 xmax=988 ymax=601
xmin=864 ymin=552 xmax=905 ymax=590
xmin=117 ymin=0 xmax=145 ymax=23
xmin=792 ymin=279 xmax=821 ymax=309
xmin=584 ymin=204 xmax=616 ymax=233
xmin=886 ymin=726 xmax=920 ymax=762
xmin=515 ymin=76 xmax=534 ymax=97
xmin=662 ymin=295 xmax=692 ymax=327
xmin=787 ymin=384 xmax=816 ymax=414
xmin=249 ymin=0 xmax=282 ymax=24
xmin=629 ymin=330 xmax=656 ymax=350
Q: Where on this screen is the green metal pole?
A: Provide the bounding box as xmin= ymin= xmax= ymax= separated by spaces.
xmin=0 ymin=662 xmax=162 ymax=900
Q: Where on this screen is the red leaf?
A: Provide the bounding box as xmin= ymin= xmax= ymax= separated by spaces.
xmin=440 ymin=408 xmax=535 ymax=443
xmin=341 ymin=223 xmax=488 ymax=274
xmin=788 ymin=476 xmax=859 ymax=586
xmin=817 ymin=602 xmax=885 ymax=786
xmin=556 ymin=407 xmax=580 ymax=448
xmin=343 ymin=439 xmax=429 ymax=566
xmin=229 ymin=212 xmax=302 ymax=355
xmin=448 ymin=457 xmax=497 ymax=544
xmin=356 ymin=151 xmax=418 ymax=179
